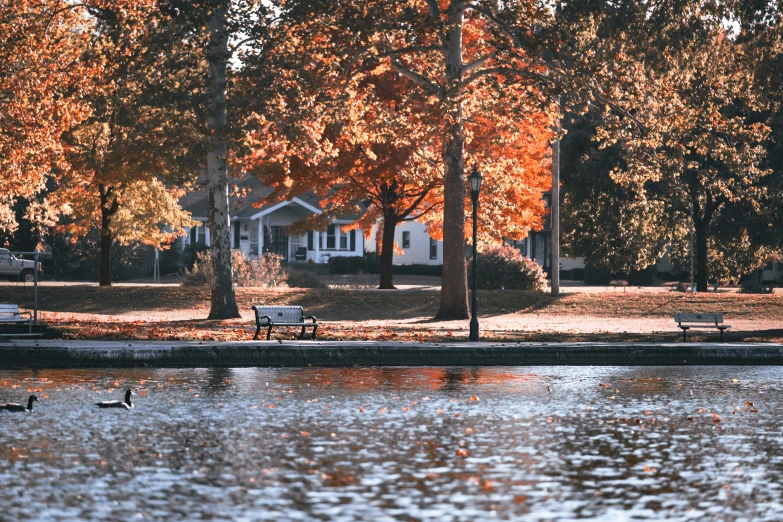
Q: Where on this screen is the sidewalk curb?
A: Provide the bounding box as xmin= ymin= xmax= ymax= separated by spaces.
xmin=2 ymin=340 xmax=783 ymax=368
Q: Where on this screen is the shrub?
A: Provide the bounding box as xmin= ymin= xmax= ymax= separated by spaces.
xmin=360 ymin=251 xmax=443 ymax=276
xmin=348 ymin=256 xmax=367 ymax=274
xmin=561 ymin=268 xmax=585 ymax=281
xmin=363 ymin=251 xmax=381 ymax=273
xmin=182 ymin=250 xmax=286 ymax=287
xmin=329 ymin=255 xmax=365 ymax=274
xmin=182 ymin=241 xmax=209 ymax=271
xmin=235 ymin=252 xmax=287 ymax=287
xmin=393 ymin=264 xmax=443 ymax=276
xmin=286 ymin=269 xmax=325 ymax=288
xmin=181 ymin=251 xmax=211 ymax=286
xmin=471 ymin=244 xmax=547 ymax=291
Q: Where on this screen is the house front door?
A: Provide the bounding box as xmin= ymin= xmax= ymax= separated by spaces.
xmin=248 ymin=221 xmax=259 ymax=255
xmin=289 ymin=234 xmax=304 ymax=261
xmin=265 ymin=226 xmax=288 ymax=260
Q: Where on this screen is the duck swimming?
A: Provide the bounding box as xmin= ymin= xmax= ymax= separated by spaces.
xmin=1 ymin=395 xmax=39 ymax=412
xmin=96 ymin=389 xmax=135 ymax=409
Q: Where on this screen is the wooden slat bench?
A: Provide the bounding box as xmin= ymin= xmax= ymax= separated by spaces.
xmin=0 ymin=304 xmax=32 ymax=334
xmin=674 ymin=312 xmax=730 ymax=342
xmin=251 ymin=305 xmax=317 ymax=340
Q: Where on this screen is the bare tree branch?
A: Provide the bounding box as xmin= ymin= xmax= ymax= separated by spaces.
xmin=390 ymin=58 xmax=442 ymax=95
xmin=402 ymin=202 xmax=442 ymax=221
xmin=462 ymin=53 xmax=494 ymax=75
xmin=589 ymin=85 xmax=649 ymax=132
xmin=425 ymin=0 xmax=442 ymax=19
xmin=462 ymin=3 xmax=524 ymax=48
xmin=460 ymin=66 xmax=550 ymax=91
xmin=377 ymin=44 xmax=443 ymax=58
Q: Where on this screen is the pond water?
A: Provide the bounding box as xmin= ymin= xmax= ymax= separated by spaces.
xmin=1 ymin=366 xmax=782 ymax=521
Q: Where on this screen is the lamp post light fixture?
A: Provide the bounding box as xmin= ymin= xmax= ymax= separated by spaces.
xmin=468 ymin=164 xmax=483 ymax=342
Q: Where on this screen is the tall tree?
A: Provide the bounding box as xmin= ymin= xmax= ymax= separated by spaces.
xmin=596 ymin=27 xmax=770 ymax=290
xmin=42 ymin=0 xmax=204 ymax=286
xmin=242 ymin=64 xmax=445 ymax=289
xmin=163 ymin=0 xmax=276 ymax=318
xmin=204 ymin=0 xmax=239 ymax=317
xmin=559 ymin=2 xmax=781 ymax=289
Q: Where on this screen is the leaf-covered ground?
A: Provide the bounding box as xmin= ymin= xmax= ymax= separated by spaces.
xmin=0 ymin=285 xmax=781 ymax=343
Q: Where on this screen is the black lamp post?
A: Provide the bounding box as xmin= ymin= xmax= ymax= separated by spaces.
xmin=468 ymin=164 xmax=483 ymax=342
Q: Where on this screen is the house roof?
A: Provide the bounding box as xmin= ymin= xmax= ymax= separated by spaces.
xmin=181 ymin=175 xmax=323 ymax=220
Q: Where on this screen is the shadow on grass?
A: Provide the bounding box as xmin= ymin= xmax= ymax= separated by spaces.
xmin=3 ymin=285 xmax=781 ymax=324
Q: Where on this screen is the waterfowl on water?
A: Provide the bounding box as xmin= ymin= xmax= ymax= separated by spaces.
xmin=1 ymin=395 xmax=39 ymax=412
xmin=96 ymin=389 xmax=135 ymax=409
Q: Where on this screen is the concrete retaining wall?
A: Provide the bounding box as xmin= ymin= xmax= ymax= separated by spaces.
xmin=1 ymin=340 xmax=783 ymax=368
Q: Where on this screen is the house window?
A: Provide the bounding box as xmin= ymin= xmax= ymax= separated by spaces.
xmin=326 ymin=225 xmax=336 ymax=249
xmin=402 ymin=231 xmax=410 ymax=249
xmin=429 ymin=238 xmax=437 ymax=259
xmin=324 ymin=225 xmax=353 ymax=250
xmin=198 ymin=225 xmax=206 ymax=245
xmin=308 ymin=231 xmax=314 ymax=250
xmin=233 ymin=223 xmax=240 ymax=249
xmin=190 ymin=227 xmax=197 ymax=245
xmin=319 ymin=232 xmax=323 ymax=249
xmin=512 ymin=238 xmax=528 ymax=256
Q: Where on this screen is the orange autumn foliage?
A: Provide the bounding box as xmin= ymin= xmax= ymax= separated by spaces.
xmin=240 ymin=10 xmax=553 ymax=253
xmin=0 ymin=0 xmax=90 ymax=231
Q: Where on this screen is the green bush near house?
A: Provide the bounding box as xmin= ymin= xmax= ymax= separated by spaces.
xmin=360 ymin=252 xmax=443 ymax=276
xmin=471 ymin=244 xmax=547 ymax=291
xmin=363 ymin=251 xmax=381 ymax=273
xmin=328 ymin=256 xmax=367 ymax=274
xmin=348 ymin=256 xmax=366 ymax=274
xmin=390 ymin=264 xmax=443 ymax=276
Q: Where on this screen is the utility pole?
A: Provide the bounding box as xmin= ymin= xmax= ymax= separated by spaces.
xmin=551 ymin=96 xmax=561 ymax=297
xmin=154 ymin=247 xmax=159 ymax=283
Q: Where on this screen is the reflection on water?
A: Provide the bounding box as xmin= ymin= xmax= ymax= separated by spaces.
xmin=1 ymin=367 xmax=782 ymax=521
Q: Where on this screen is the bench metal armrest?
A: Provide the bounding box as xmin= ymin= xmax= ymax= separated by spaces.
xmin=256 ymin=315 xmax=273 ymax=325
xmin=303 ymin=315 xmax=317 ymax=324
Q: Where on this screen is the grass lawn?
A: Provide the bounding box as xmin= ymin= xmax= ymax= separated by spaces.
xmin=0 ymin=285 xmax=781 ymax=343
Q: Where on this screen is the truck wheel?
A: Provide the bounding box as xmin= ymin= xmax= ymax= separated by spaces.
xmin=20 ymin=269 xmax=35 ymax=283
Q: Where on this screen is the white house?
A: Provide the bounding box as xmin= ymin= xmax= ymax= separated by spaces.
xmin=366 ymin=221 xmax=443 ymax=265
xmin=181 ymin=177 xmax=364 ymax=263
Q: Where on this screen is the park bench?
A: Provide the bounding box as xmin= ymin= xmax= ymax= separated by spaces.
xmin=0 ymin=304 xmax=32 ymax=334
xmin=610 ymin=279 xmax=629 ymax=292
xmin=674 ymin=312 xmax=730 ymax=342
xmin=252 ymin=305 xmax=317 ymax=340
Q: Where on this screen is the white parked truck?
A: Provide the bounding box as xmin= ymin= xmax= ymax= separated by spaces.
xmin=0 ymin=248 xmax=43 ymax=282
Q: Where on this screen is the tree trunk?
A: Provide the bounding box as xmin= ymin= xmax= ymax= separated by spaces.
xmin=99 ymin=200 xmax=113 ymax=287
xmin=98 ymin=184 xmax=117 ymax=287
xmin=694 ymin=218 xmax=709 ymax=292
xmin=435 ymin=3 xmax=469 ymax=320
xmin=206 ymin=0 xmax=239 ymax=319
xmin=379 ymin=214 xmax=397 ymax=289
